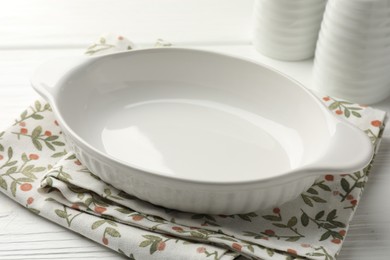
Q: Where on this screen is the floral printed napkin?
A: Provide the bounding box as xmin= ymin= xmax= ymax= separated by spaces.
xmin=0 ymin=35 xmax=387 ymax=260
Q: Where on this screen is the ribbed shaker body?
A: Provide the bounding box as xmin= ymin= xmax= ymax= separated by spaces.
xmin=253 ymin=0 xmax=327 ymax=61
xmin=313 ymin=0 xmax=390 ymax=104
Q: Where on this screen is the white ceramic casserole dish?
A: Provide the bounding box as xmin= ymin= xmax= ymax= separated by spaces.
xmin=31 ymin=48 xmax=373 ymax=214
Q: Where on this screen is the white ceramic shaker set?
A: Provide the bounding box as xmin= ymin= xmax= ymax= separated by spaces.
xmin=253 ymin=0 xmax=390 ymax=104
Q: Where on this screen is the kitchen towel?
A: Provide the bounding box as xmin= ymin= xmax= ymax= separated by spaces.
xmin=0 ymin=35 xmax=387 ymax=260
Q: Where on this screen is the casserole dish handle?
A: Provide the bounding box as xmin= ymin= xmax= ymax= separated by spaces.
xmin=30 ymin=57 xmax=87 ymax=101
xmin=307 ymin=121 xmax=374 ymax=174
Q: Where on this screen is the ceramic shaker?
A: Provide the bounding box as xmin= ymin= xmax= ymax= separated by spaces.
xmin=313 ymin=0 xmax=390 ymax=104
xmin=253 ymin=0 xmax=327 ymax=61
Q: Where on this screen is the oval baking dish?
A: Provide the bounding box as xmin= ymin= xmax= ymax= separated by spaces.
xmin=31 ymin=48 xmax=373 ymax=214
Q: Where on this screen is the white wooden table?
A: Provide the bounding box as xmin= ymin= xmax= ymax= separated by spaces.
xmin=1 ymin=1 xmax=389 ymax=259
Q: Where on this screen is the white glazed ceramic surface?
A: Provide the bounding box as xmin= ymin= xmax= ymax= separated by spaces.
xmin=31 ymin=48 xmax=373 ymax=214
xmin=313 ymin=0 xmax=390 ymax=104
xmin=252 ymin=0 xmax=327 ymax=61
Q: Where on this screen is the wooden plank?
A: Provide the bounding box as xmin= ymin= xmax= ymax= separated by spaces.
xmin=0 ymin=193 xmax=122 ymax=259
xmin=0 ymin=0 xmax=254 ymax=48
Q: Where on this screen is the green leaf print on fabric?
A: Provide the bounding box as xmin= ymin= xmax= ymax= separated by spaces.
xmin=322 ymin=96 xmax=363 ymax=118
xmin=91 ymin=219 xmax=121 ymax=246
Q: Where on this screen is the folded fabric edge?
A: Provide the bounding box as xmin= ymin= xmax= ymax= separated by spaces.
xmin=40 ymin=172 xmax=300 ymax=260
xmin=334 ymin=113 xmax=388 ymax=257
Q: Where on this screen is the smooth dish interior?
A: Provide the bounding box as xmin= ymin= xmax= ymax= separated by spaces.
xmin=56 ymin=49 xmax=331 ymax=182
